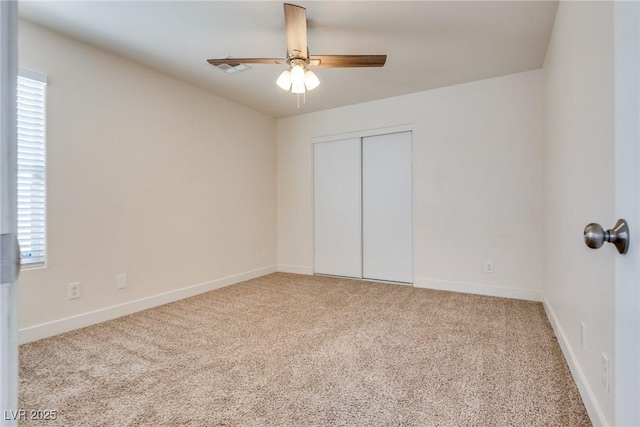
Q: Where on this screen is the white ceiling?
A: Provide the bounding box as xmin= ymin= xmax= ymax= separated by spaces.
xmin=19 ymin=1 xmax=558 ymax=118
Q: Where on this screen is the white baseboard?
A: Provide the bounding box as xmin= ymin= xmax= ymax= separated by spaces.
xmin=19 ymin=265 xmax=277 ymax=345
xmin=543 ymin=298 xmax=606 ymax=426
xmin=413 ymin=277 xmax=542 ymax=301
xmin=277 ymin=264 xmax=314 ymax=275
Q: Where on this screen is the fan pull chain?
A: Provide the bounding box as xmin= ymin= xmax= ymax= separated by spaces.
xmin=295 ymin=93 xmax=307 ymax=109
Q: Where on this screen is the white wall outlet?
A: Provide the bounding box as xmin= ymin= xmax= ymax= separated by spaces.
xmin=116 ymin=274 xmax=127 ymax=290
xmin=601 ymin=352 xmax=610 ymax=392
xmin=484 ymin=261 xmax=494 ymax=274
xmin=68 ymin=282 xmax=80 ymax=300
xmin=580 ymin=322 xmax=586 ymax=351
xmin=261 ymin=249 xmax=266 ymax=259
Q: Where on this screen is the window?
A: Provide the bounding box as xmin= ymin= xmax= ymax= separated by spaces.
xmin=17 ymin=72 xmax=46 ymax=266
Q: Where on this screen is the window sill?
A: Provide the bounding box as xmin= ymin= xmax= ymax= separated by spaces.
xmin=20 ymin=262 xmax=46 ymax=271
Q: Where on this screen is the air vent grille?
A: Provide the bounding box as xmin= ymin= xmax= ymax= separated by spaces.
xmin=214 ymin=57 xmax=252 ymax=74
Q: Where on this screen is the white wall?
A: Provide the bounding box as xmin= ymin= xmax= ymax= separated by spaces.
xmin=277 ymin=70 xmax=544 ymax=301
xmin=17 ymin=21 xmax=277 ymax=341
xmin=542 ymin=2 xmax=615 ymax=425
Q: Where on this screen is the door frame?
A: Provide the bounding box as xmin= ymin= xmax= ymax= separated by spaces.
xmin=613 ymin=2 xmax=640 ymax=425
xmin=0 ymin=1 xmax=20 ymax=425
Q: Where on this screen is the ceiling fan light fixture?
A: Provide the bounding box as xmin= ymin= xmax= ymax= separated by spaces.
xmin=290 ymin=64 xmax=306 ymax=85
xmin=279 ymin=61 xmax=315 ymax=94
xmin=304 ymin=70 xmax=320 ymax=91
xmin=276 ymin=69 xmax=292 ymax=90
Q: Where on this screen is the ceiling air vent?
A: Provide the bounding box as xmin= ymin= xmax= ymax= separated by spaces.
xmin=213 ymin=56 xmax=252 ymax=74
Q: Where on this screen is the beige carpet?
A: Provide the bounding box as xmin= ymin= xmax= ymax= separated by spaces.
xmin=19 ymin=273 xmax=590 ymax=426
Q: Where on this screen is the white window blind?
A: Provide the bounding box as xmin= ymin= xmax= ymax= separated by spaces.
xmin=17 ymin=74 xmax=46 ymax=266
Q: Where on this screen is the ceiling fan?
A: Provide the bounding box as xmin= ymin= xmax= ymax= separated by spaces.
xmin=207 ymin=3 xmax=387 ymax=100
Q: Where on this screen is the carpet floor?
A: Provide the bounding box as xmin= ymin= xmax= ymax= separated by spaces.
xmin=19 ymin=273 xmax=590 ymax=426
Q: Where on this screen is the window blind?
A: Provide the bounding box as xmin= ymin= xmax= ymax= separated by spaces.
xmin=17 ymin=75 xmax=46 ymax=266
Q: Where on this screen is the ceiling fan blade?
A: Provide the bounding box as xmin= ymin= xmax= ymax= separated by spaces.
xmin=207 ymin=58 xmax=285 ymax=66
xmin=284 ymin=3 xmax=307 ymax=59
xmin=309 ymin=55 xmax=387 ymax=68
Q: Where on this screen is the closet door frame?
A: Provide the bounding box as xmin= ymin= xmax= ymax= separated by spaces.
xmin=311 ymin=124 xmax=414 ymax=283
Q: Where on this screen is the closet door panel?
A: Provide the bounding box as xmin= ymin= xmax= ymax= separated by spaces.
xmin=362 ymin=132 xmax=412 ymax=283
xmin=313 ymin=138 xmax=362 ymax=278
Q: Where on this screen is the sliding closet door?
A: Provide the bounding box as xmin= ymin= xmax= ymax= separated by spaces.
xmin=313 ymin=138 xmax=362 ymax=278
xmin=362 ymin=132 xmax=412 ymax=283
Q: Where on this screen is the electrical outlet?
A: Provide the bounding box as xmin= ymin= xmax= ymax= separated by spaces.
xmin=580 ymin=322 xmax=586 ymax=351
xmin=261 ymin=249 xmax=267 ymax=259
xmin=116 ymin=274 xmax=127 ymax=290
xmin=68 ymin=282 xmax=80 ymax=300
xmin=484 ymin=261 xmax=494 ymax=274
xmin=601 ymin=353 xmax=610 ymax=392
